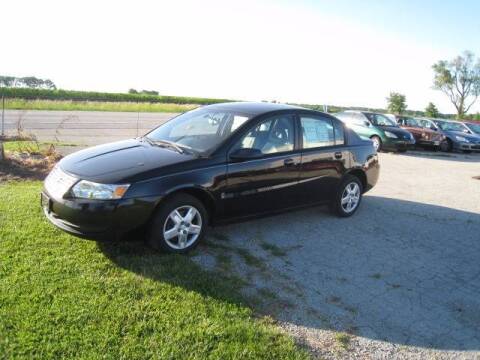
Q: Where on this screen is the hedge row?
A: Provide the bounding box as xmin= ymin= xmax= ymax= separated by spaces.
xmin=0 ymin=87 xmax=233 ymax=105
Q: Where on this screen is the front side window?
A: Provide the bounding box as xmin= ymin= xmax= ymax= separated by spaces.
xmin=146 ymin=108 xmax=251 ymax=153
xmin=467 ymin=122 xmax=480 ymax=134
xmin=301 ymin=116 xmax=335 ymax=148
xmin=235 ymin=115 xmax=295 ymax=154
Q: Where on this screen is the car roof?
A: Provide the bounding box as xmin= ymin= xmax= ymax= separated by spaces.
xmin=206 ymin=102 xmax=304 ymax=116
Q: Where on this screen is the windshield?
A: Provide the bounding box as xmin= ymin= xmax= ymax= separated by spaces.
xmin=145 ymin=108 xmax=251 ymax=153
xmin=366 ymin=113 xmax=397 ymax=127
xmin=436 ymin=121 xmax=466 ymax=132
xmin=466 ymin=122 xmax=480 ymax=134
xmin=402 ymin=117 xmax=421 ymax=127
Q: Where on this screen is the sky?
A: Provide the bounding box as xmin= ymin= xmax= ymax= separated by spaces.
xmin=1 ymin=0 xmax=480 ymax=113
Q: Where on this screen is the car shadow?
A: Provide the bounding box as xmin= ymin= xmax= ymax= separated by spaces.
xmin=98 ymin=195 xmax=480 ymax=352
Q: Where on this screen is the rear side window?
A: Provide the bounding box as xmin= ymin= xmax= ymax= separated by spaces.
xmin=300 ymin=116 xmax=335 ymax=148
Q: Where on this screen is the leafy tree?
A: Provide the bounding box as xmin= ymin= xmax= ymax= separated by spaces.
xmin=386 ymin=92 xmax=407 ymax=115
xmin=128 ymin=88 xmax=138 ymax=94
xmin=425 ymin=102 xmax=439 ymax=118
xmin=0 ymin=76 xmax=16 ymax=87
xmin=0 ymin=76 xmax=56 ymax=90
xmin=432 ymin=51 xmax=480 ymax=118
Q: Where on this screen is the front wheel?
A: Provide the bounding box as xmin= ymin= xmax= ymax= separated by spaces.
xmin=331 ymin=175 xmax=363 ymax=217
xmin=440 ymin=139 xmax=452 ymax=152
xmin=370 ymin=136 xmax=382 ymax=152
xmin=147 ymin=194 xmax=208 ymax=253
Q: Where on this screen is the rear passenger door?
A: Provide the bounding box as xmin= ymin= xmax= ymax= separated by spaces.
xmin=298 ymin=114 xmax=347 ymax=204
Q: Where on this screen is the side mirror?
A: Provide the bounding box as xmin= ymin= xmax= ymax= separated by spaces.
xmin=463 ymin=129 xmax=471 ymax=134
xmin=363 ymin=121 xmax=371 ymax=127
xmin=229 ymin=148 xmax=263 ymax=161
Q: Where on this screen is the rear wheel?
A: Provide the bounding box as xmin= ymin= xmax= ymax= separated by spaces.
xmin=147 ymin=194 xmax=208 ymax=253
xmin=370 ymin=136 xmax=382 ymax=152
xmin=331 ymin=175 xmax=363 ymax=217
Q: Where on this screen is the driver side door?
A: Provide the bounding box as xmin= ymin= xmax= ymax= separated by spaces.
xmin=222 ymin=113 xmax=302 ymax=219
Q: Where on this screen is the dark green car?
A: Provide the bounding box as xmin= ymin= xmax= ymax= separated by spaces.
xmin=335 ymin=111 xmax=415 ymax=152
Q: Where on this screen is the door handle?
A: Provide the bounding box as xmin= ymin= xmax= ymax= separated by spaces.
xmin=284 ymin=158 xmax=295 ymax=166
xmin=334 ymin=152 xmax=343 ymax=159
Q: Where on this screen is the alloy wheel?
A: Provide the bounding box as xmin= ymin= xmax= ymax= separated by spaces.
xmin=371 ymin=136 xmax=381 ymax=151
xmin=341 ymin=182 xmax=360 ymax=213
xmin=163 ymin=205 xmax=202 ymax=250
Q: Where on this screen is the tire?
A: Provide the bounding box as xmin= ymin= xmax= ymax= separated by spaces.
xmin=370 ymin=136 xmax=382 ymax=152
xmin=440 ymin=138 xmax=452 ymax=152
xmin=331 ymin=175 xmax=363 ymax=217
xmin=147 ymin=193 xmax=208 ymax=253
xmin=397 ymin=148 xmax=407 ymax=153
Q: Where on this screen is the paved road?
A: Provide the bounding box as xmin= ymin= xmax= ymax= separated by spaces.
xmin=1 ymin=110 xmax=177 ymax=145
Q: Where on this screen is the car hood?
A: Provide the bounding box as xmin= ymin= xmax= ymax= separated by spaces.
xmin=378 ymin=126 xmax=412 ymax=138
xmin=443 ymin=130 xmax=480 ymax=142
xmin=59 ymin=138 xmax=197 ymax=183
xmin=401 ymin=126 xmax=436 ymax=134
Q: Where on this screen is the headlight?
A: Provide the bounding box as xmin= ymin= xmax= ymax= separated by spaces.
xmin=384 ymin=131 xmax=398 ymax=139
xmin=71 ymin=180 xmax=130 ymax=200
xmin=44 ymin=166 xmax=78 ymax=199
xmin=455 ymin=135 xmax=469 ymax=143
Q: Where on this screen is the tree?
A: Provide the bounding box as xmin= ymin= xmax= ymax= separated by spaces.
xmin=425 ymin=102 xmax=439 ymax=118
xmin=386 ymin=92 xmax=407 ymax=115
xmin=128 ymin=88 xmax=138 ymax=94
xmin=432 ymin=51 xmax=480 ymax=118
xmin=0 ymin=76 xmax=56 ymax=89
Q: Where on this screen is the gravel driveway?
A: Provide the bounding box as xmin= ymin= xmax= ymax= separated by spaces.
xmin=192 ymin=151 xmax=480 ymax=359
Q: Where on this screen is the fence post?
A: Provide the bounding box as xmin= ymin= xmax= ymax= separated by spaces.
xmin=1 ymin=94 xmax=4 ymax=137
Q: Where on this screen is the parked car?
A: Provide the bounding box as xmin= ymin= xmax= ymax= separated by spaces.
xmin=431 ymin=119 xmax=480 ymax=152
xmin=462 ymin=121 xmax=480 ymax=136
xmin=41 ymin=102 xmax=380 ymax=253
xmin=396 ymin=116 xmax=445 ymax=149
xmin=334 ymin=111 xmax=415 ymax=152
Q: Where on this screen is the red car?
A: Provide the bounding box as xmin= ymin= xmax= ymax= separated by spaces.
xmin=396 ymin=117 xmax=444 ymax=149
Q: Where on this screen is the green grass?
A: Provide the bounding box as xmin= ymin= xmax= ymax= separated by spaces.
xmin=3 ymin=140 xmax=78 ymax=153
xmin=0 ymin=181 xmax=309 ymax=359
xmin=4 ymin=99 xmax=198 ymax=113
xmin=334 ymin=333 xmax=351 ymax=350
xmin=260 ymin=241 xmax=287 ymax=257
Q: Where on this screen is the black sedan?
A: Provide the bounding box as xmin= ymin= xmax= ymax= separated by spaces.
xmin=42 ymin=102 xmax=380 ymax=253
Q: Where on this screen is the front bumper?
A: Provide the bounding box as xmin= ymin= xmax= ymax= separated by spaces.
xmin=383 ymin=138 xmax=416 ymax=151
xmin=455 ymin=142 xmax=480 ymax=151
xmin=416 ymin=139 xmax=441 ymax=147
xmin=41 ymin=191 xmax=160 ymax=241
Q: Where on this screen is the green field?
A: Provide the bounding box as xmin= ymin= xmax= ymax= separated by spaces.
xmin=4 ymin=99 xmax=198 ymax=113
xmin=0 ymin=181 xmax=308 ymax=359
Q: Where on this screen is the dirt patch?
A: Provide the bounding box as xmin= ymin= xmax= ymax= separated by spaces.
xmin=0 ymin=153 xmax=59 ymax=181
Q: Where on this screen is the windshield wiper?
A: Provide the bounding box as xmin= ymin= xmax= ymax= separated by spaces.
xmin=144 ymin=137 xmax=203 ymax=157
xmin=143 ymin=137 xmax=185 ymax=154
